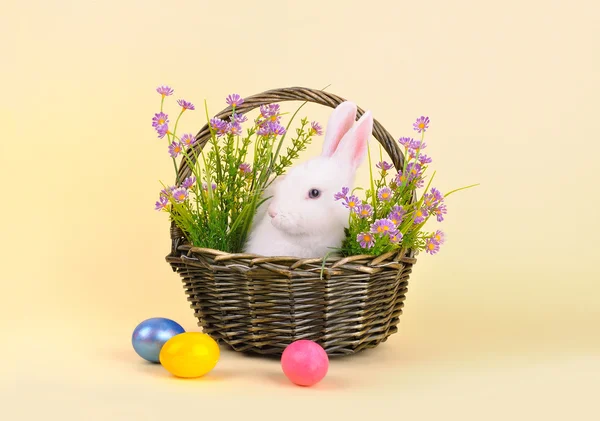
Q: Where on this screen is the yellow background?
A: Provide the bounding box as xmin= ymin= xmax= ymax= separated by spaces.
xmin=1 ymin=0 xmax=599 ymax=419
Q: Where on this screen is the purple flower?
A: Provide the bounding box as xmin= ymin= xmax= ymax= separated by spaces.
xmin=231 ymin=113 xmax=248 ymax=123
xmin=260 ymin=104 xmax=281 ymax=119
xmin=202 ymin=182 xmax=217 ymax=191
xmin=182 ymin=176 xmax=196 ymax=189
xmin=357 ymin=232 xmax=375 ymax=249
xmin=370 ymin=218 xmax=398 ymax=236
xmin=155 ymin=195 xmax=169 ymax=211
xmin=180 ymin=133 xmax=196 ymax=147
xmin=409 ymin=139 xmax=427 ymax=151
xmin=334 ymin=187 xmax=349 ymax=201
xmin=160 ymin=186 xmax=175 ymax=198
xmin=433 ymin=230 xmax=445 ymax=245
xmin=152 ymin=112 xmax=169 ymax=128
xmin=172 ymin=187 xmax=188 ymax=203
xmin=355 ymin=204 xmax=373 ymax=218
xmin=239 ymin=162 xmax=252 ymax=174
xmin=168 ymin=141 xmax=182 ymax=158
xmin=309 ymin=121 xmax=323 ymax=136
xmin=258 ymin=121 xmax=286 ymax=136
xmin=156 ymin=86 xmax=174 ymax=97
xmin=389 ymin=232 xmax=403 ymax=244
xmin=177 ymin=99 xmax=195 ymax=111
xmin=434 ymin=203 xmax=447 ymax=222
xmin=406 ymin=162 xmax=423 ymax=181
xmin=395 ymin=171 xmax=408 ymax=186
xmin=388 ymin=205 xmax=406 ymax=225
xmin=228 ymin=121 xmax=243 ymax=136
xmin=418 ymin=154 xmax=432 ymax=164
xmin=376 ymin=161 xmax=393 ymax=171
xmin=398 ymin=137 xmax=414 ymax=148
xmin=425 ymin=236 xmax=440 ymax=254
xmin=413 ymin=116 xmax=430 ymax=133
xmin=156 ymin=123 xmax=169 ymax=138
xmin=377 ymin=187 xmax=392 ymax=201
xmin=343 ymin=195 xmax=361 ymax=210
xmin=413 ymin=207 xmax=428 ymax=224
xmin=210 ymin=118 xmax=229 ymax=137
xmin=423 ymin=187 xmax=444 ymax=210
xmin=226 ymin=93 xmax=244 ymax=107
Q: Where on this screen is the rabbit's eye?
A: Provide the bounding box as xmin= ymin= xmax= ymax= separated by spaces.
xmin=308 ymin=189 xmax=321 ymax=199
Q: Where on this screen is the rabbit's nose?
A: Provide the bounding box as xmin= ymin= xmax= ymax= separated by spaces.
xmin=267 ymin=205 xmax=277 ymax=218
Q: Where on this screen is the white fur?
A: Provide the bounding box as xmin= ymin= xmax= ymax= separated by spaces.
xmin=244 ymin=101 xmax=373 ymax=258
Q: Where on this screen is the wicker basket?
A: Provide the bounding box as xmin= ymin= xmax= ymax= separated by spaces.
xmin=165 ymin=87 xmax=418 ymax=357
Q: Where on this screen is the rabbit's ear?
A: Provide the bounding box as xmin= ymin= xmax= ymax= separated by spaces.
xmin=332 ymin=110 xmax=373 ymax=171
xmin=321 ymin=101 xmax=358 ymax=157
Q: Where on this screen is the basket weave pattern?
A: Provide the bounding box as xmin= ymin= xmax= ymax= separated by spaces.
xmin=166 ymin=87 xmax=417 ymax=356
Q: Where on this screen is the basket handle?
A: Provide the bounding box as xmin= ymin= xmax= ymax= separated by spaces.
xmin=169 ymin=86 xmax=407 ymax=254
xmin=175 ymin=86 xmax=406 ymax=183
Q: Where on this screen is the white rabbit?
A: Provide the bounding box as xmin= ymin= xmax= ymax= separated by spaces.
xmin=244 ymin=101 xmax=373 ymax=258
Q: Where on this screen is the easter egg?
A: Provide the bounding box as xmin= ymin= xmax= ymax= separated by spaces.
xmin=281 ymin=340 xmax=329 ymax=386
xmin=131 ymin=317 xmax=185 ymax=363
xmin=159 ymin=332 xmax=220 ymax=378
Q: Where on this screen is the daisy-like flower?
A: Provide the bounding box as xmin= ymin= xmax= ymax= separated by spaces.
xmin=309 ymin=121 xmax=323 ymax=136
xmin=239 ymin=162 xmax=252 ymax=174
xmin=357 ymin=232 xmax=375 ymax=249
xmin=334 ymin=187 xmax=349 ymax=201
xmin=260 ymin=104 xmax=281 ymax=119
xmin=433 ymin=230 xmax=445 ymax=244
xmin=202 ymin=182 xmax=217 ymax=191
xmin=180 ymin=133 xmax=196 ymax=147
xmin=418 ymin=154 xmax=432 ymax=165
xmin=389 ymin=231 xmax=403 ymax=244
xmin=406 ymin=162 xmax=423 ymax=181
xmin=156 ymin=86 xmax=174 ymax=97
xmin=355 ymin=203 xmax=373 ymax=218
xmin=395 ymin=171 xmax=408 ymax=186
xmin=231 ymin=113 xmax=248 ymax=123
xmin=377 ymin=186 xmax=392 ymax=201
xmin=425 ymin=236 xmax=440 ymax=254
xmin=226 ymin=93 xmax=244 ymax=107
xmin=228 ymin=121 xmax=242 ymax=136
xmin=413 ymin=207 xmax=429 ymax=224
xmin=376 ymin=161 xmax=393 ymax=171
xmin=172 ymin=187 xmax=188 ymax=203
xmin=177 ymin=99 xmax=195 ymax=111
xmin=152 ymin=112 xmax=169 ymax=128
xmin=388 ymin=205 xmax=406 ymax=226
xmin=155 ymin=195 xmax=169 ymax=211
xmin=409 ymin=139 xmax=427 ymax=151
xmin=168 ymin=141 xmax=182 ymax=158
xmin=433 ymin=203 xmax=447 ymax=222
xmin=423 ymin=187 xmax=444 ymax=210
xmin=270 ymin=122 xmax=286 ymax=136
xmin=181 ymin=176 xmax=196 ymax=189
xmin=156 ymin=124 xmax=169 ymax=139
xmin=413 ymin=116 xmax=430 ymax=133
xmin=344 ymin=195 xmax=361 ymax=210
xmin=210 ymin=118 xmax=229 ymax=137
xmin=398 ymin=137 xmax=414 ymax=148
xmin=370 ymin=218 xmax=398 ymax=236
xmin=160 ymin=185 xmax=175 ymax=198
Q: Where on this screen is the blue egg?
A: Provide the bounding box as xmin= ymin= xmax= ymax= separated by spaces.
xmin=132 ymin=317 xmax=185 ymax=363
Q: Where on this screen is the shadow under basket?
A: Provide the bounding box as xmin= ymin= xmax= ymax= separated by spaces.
xmin=165 ymin=86 xmax=419 ymax=357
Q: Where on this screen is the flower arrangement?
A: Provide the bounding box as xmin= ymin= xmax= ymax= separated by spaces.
xmin=152 ymin=85 xmax=476 ymax=259
xmin=335 ymin=116 xmax=477 ymax=257
xmin=151 ymin=86 xmax=322 ymax=253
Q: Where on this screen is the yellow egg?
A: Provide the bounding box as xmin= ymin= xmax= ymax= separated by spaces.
xmin=159 ymin=332 xmax=220 ymax=378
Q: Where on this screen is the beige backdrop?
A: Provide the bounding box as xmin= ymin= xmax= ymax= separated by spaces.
xmin=1 ymin=0 xmax=599 ymax=419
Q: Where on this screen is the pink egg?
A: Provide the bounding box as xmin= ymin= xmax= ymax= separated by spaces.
xmin=281 ymin=340 xmax=329 ymax=386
